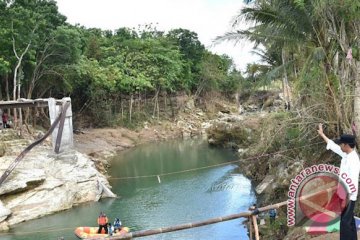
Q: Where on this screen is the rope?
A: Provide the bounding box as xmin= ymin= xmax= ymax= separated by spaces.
xmin=108 ymin=141 xmax=324 ymax=181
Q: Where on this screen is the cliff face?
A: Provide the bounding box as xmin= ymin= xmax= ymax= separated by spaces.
xmin=0 ymin=131 xmax=115 ymax=231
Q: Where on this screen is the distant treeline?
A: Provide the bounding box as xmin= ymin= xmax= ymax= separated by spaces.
xmin=0 ymin=0 xmax=244 ymax=127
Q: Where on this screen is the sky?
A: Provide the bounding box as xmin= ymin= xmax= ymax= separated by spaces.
xmin=55 ymin=0 xmax=260 ymax=71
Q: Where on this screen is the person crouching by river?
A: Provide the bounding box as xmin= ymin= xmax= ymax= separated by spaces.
xmin=317 ymin=123 xmax=360 ymax=240
xmin=97 ymin=212 xmax=109 ymax=234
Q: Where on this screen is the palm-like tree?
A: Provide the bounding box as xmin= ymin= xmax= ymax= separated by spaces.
xmin=217 ymin=0 xmax=360 ymax=135
xmin=216 ymin=0 xmax=314 ymax=107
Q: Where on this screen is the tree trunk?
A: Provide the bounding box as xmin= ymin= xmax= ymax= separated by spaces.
xmin=121 ymin=99 xmax=124 ymax=119
xmin=0 ymin=77 xmax=2 ymax=100
xmin=353 ymin=61 xmax=360 ymax=141
xmin=138 ymin=91 xmax=141 ymax=113
xmin=153 ymin=88 xmax=160 ymax=119
xmin=12 ymin=34 xmax=32 ymax=129
xmin=169 ymin=94 xmax=175 ymax=118
xmin=5 ymin=74 xmax=10 ymax=101
xmin=281 ymin=48 xmax=291 ymax=110
xmin=17 ymin=68 xmax=23 ymax=134
xmin=164 ymin=92 xmax=167 ymax=114
xmin=129 ymin=94 xmax=133 ymax=123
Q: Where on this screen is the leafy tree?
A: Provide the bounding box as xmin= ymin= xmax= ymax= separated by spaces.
xmin=27 ymin=25 xmax=82 ymax=99
xmin=195 ymin=52 xmax=230 ymax=98
xmin=166 ymin=28 xmax=205 ymax=92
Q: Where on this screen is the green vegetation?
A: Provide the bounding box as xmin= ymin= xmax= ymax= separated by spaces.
xmin=217 ymin=0 xmax=360 ymax=136
xmin=0 ymin=1 xmax=243 ymax=128
xmin=2 ymin=1 xmax=360 ymax=237
xmin=212 ymin=1 xmax=360 ymax=237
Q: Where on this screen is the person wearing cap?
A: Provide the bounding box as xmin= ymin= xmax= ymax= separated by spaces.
xmin=317 ymin=123 xmax=360 ymax=240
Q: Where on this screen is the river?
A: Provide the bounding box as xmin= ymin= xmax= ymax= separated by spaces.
xmin=3 ymin=139 xmax=255 ymax=240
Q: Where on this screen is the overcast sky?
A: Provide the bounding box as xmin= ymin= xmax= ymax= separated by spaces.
xmin=55 ymin=0 xmax=260 ymax=71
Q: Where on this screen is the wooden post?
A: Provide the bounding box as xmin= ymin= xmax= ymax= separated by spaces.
xmin=252 ymin=215 xmax=260 ymax=240
xmin=249 ymin=216 xmax=253 ymax=240
xmin=54 ymin=103 xmax=67 ymax=153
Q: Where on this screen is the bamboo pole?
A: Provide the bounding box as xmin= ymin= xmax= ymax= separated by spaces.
xmin=93 ymin=211 xmax=252 ymax=240
xmin=88 ymin=175 xmax=339 ymax=240
xmin=249 ymin=216 xmax=253 ymax=240
xmin=252 ymin=215 xmax=259 ymax=240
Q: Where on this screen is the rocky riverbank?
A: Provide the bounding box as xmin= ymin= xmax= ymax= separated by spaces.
xmin=0 ymin=91 xmax=303 ymax=239
xmin=0 ymin=130 xmax=116 ymax=231
xmin=0 ymin=98 xmax=214 ymax=231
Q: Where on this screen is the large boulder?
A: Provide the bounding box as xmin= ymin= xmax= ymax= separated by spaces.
xmin=0 ymin=147 xmax=115 ymax=227
xmin=0 ymin=169 xmax=46 ymax=196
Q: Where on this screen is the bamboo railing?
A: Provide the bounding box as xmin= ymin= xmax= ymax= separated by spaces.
xmin=88 ymin=201 xmax=287 ymax=240
xmin=88 ymin=183 xmax=339 ymax=240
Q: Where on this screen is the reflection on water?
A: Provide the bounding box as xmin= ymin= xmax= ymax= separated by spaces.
xmin=4 ymin=139 xmax=255 ymax=240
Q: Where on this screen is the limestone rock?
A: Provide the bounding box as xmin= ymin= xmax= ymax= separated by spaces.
xmin=0 ymin=147 xmax=115 ymax=227
xmin=0 ymin=169 xmax=46 ymax=196
xmin=0 ymin=201 xmax=11 ymax=223
xmin=185 ymin=98 xmax=195 ymax=110
xmin=255 ymin=175 xmax=275 ymax=194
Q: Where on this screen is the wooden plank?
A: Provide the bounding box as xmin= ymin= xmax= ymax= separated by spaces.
xmin=0 ymin=99 xmax=64 ymax=109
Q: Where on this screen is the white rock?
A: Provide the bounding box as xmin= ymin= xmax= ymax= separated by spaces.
xmin=0 ymin=147 xmax=115 ymax=227
xmin=255 ymin=175 xmax=275 ymax=194
xmin=0 ymin=169 xmax=46 ymax=195
xmin=0 ymin=201 xmax=11 ymax=223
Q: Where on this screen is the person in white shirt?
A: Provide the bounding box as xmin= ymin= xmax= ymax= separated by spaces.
xmin=318 ymin=123 xmax=360 ymax=240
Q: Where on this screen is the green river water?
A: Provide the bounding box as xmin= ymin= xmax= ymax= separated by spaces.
xmin=2 ymin=139 xmax=255 ymax=240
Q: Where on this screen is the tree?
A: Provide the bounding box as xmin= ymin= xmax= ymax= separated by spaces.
xmin=166 ymin=28 xmax=205 ymax=92
xmin=217 ymin=0 xmax=360 ymax=135
xmin=27 ymin=25 xmax=82 ymax=99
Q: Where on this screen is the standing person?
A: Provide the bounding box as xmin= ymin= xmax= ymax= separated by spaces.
xmin=269 ymin=208 xmax=277 ymax=224
xmin=2 ymin=111 xmax=8 ymax=128
xmin=97 ymin=212 xmax=109 ymax=234
xmin=317 ymin=123 xmax=360 ymax=240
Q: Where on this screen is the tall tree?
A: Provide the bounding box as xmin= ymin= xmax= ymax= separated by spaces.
xmin=166 ymin=28 xmax=205 ymax=92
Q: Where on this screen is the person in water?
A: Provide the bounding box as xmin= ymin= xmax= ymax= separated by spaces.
xmin=97 ymin=212 xmax=109 ymax=234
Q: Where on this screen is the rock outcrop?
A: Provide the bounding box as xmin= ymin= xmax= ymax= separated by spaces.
xmin=0 ymin=132 xmax=115 ymax=231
